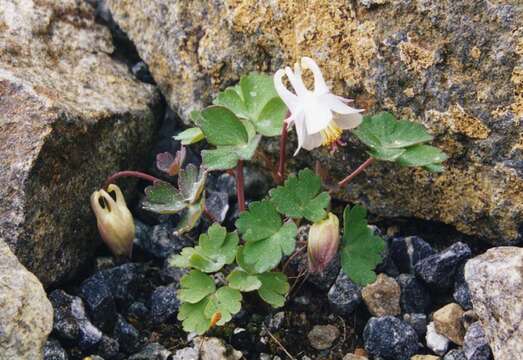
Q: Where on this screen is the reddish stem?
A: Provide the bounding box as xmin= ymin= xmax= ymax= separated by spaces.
xmin=276 ymin=121 xmax=289 ymax=184
xmin=103 ymin=171 xmax=162 ymax=189
xmin=338 ymin=158 xmax=374 ymax=187
xmin=235 ymin=160 xmax=246 ymax=212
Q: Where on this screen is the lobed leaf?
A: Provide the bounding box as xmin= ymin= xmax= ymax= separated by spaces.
xmin=235 ymin=201 xmax=282 ymax=242
xmin=340 ymin=205 xmax=385 ymax=286
xmin=257 ymin=272 xmax=289 ymax=308
xmin=142 ymin=182 xmax=186 ymax=214
xmin=178 ymin=270 xmax=216 ymax=304
xmin=204 ymin=286 xmax=242 ymax=326
xmin=178 ymin=298 xmax=211 ymax=335
xmin=198 ymin=106 xmax=249 ymax=146
xmin=227 ymin=268 xmax=262 ymax=292
xmin=174 ymin=127 xmax=205 ymax=145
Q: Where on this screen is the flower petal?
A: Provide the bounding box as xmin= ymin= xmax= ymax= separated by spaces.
xmin=285 ymin=66 xmax=308 ymax=97
xmin=302 ymin=132 xmax=323 ymax=152
xmin=274 ymin=69 xmax=300 ymax=112
xmin=320 ymin=93 xmax=363 ymax=114
xmin=334 ymin=112 xmax=363 ymax=129
xmin=292 ymin=112 xmax=307 ymax=155
xmin=303 ymin=99 xmax=332 ymax=134
xmin=301 ymin=57 xmax=329 ymax=95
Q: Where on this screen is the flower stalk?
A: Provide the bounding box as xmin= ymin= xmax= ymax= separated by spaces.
xmin=338 ymin=158 xmax=374 ymax=187
xmin=103 ymin=170 xmax=161 ymax=190
xmin=235 ymin=160 xmax=246 ymax=212
xmin=276 ymin=121 xmax=288 ymax=184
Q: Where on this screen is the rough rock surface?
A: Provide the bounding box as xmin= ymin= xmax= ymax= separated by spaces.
xmin=107 ymin=0 xmax=523 ymax=244
xmin=0 ymin=0 xmax=159 ymax=285
xmin=433 ymin=303 xmax=466 ymax=345
xmin=0 ymin=241 xmax=53 ymax=360
xmin=465 ymin=247 xmax=523 ymax=360
xmin=361 ymin=273 xmax=401 ymax=316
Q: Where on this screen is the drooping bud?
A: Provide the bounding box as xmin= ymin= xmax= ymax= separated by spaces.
xmin=307 ymin=212 xmax=340 ymax=273
xmin=90 ymin=184 xmax=135 ymax=258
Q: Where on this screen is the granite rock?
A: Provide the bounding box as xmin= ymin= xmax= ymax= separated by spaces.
xmin=433 ymin=303 xmax=466 ymax=345
xmin=426 ymin=322 xmax=450 ymax=356
xmin=363 ymin=316 xmax=419 ymax=360
xmin=307 ymin=324 xmax=340 ymax=350
xmin=0 ymin=0 xmax=159 ymax=286
xmin=397 ymin=274 xmax=431 ymax=314
xmin=361 ymin=274 xmax=401 ymax=316
xmin=463 ymin=322 xmax=493 ymax=360
xmin=0 ymin=241 xmax=53 ymax=360
xmin=328 ymin=271 xmax=362 ymax=316
xmin=464 ymin=247 xmax=523 ymax=360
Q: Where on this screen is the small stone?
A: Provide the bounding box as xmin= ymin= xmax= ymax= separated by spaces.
xmin=307 ymin=324 xmax=340 ymax=350
xmin=462 ymin=310 xmax=479 ymax=330
xmin=78 ymin=272 xmax=117 ymax=332
xmin=453 ymin=266 xmax=472 ymax=310
xmin=103 ymin=263 xmax=146 ymax=303
xmin=43 ymin=338 xmax=68 ymax=360
xmin=94 ymin=256 xmax=116 ymax=271
xmin=328 ymin=272 xmax=362 ymax=316
xmin=433 ymin=303 xmax=466 ymax=345
xmin=195 ymin=337 xmax=243 ymax=360
xmin=85 ymin=356 xmax=104 ymax=360
xmin=243 ymin=166 xmax=272 ymax=200
xmin=128 ymin=343 xmax=172 ymax=360
xmin=443 ymin=349 xmax=466 ymax=360
xmin=159 ymin=259 xmax=189 ymax=284
xmin=363 ymin=316 xmax=419 ymax=360
xmin=397 ymin=274 xmax=432 ymax=314
xmin=94 ymin=335 xmax=119 ymax=359
xmin=463 ymin=322 xmax=493 ymax=360
xmin=426 ymin=322 xmax=450 ymax=356
xmin=403 ymin=313 xmax=427 ymax=338
xmin=343 ymin=354 xmax=368 ymax=360
xmin=214 ymin=173 xmax=237 ymax=200
xmin=307 ymin=255 xmax=342 ymax=291
xmin=149 ymin=285 xmax=180 ymax=324
xmin=415 ymin=242 xmax=471 ymax=290
xmin=362 ymin=274 xmax=401 ymax=316
xmin=410 ymin=356 xmax=440 ymax=360
xmin=113 ymin=314 xmax=142 ymax=353
xmin=390 ymin=236 xmax=435 ymax=273
xmin=143 ymin=223 xmax=193 ymax=259
xmin=205 ymin=191 xmax=230 ymax=223
xmin=266 ymin=311 xmax=285 ymax=331
xmin=127 ymin=301 xmax=149 ymax=320
xmin=172 ymin=347 xmax=199 ymax=359
xmin=49 ymin=290 xmax=103 ymax=350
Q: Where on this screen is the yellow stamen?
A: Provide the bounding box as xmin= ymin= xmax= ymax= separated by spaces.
xmin=320 ymin=122 xmax=342 ymax=146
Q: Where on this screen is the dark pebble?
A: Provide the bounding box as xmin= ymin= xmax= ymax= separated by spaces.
xmin=414 ymin=242 xmax=471 ymax=290
xmin=103 ymin=263 xmax=146 ymax=304
xmin=113 ymin=314 xmax=143 ymax=354
xmin=127 ymin=343 xmax=172 ymax=360
xmin=444 ymin=349 xmax=467 ymax=360
xmin=453 ymin=265 xmax=473 ymax=310
xmin=159 ymin=258 xmax=188 ymax=284
xmin=43 ymin=338 xmax=68 ymax=360
xmin=390 ymin=236 xmax=435 ymax=274
xmin=205 ymin=191 xmax=230 ymax=223
xmin=94 ymin=335 xmax=120 ymax=359
xmin=463 ymin=322 xmax=493 ymax=360
xmin=49 ymin=290 xmax=103 ymax=350
xmin=149 ymin=285 xmax=180 ymax=324
xmin=403 ymin=313 xmax=427 ymax=338
xmin=396 ymin=274 xmax=432 ymax=314
xmin=244 ymin=166 xmax=272 ymax=200
xmin=139 ymin=223 xmax=193 ymax=259
xmin=327 ymin=272 xmax=362 ymax=316
xmin=212 ymin=173 xmax=237 ymax=201
xmin=363 ymin=316 xmax=419 ymax=360
xmin=78 ymin=272 xmax=117 ymax=332
xmin=126 ymin=301 xmax=149 ymax=320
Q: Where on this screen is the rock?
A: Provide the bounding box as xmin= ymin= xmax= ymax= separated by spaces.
xmin=307 ymin=324 xmax=340 ymax=350
xmin=390 ymin=236 xmax=435 ymax=274
xmin=426 ymin=322 xmax=450 ymax=356
xmin=172 ymin=347 xmax=199 ymax=360
xmin=363 ymin=316 xmax=419 ymax=360
xmin=403 ymin=313 xmax=427 ymax=338
xmin=113 ymin=314 xmax=142 ymax=354
xmin=443 ymin=350 xmax=466 ymax=360
xmin=149 ymin=285 xmax=180 ymax=324
xmin=343 ymin=355 xmax=368 ymax=360
xmin=212 ymin=173 xmax=237 ymax=201
xmin=103 ymin=263 xmax=146 ymax=303
xmin=0 ymin=0 xmax=159 ymax=286
xmin=415 ymin=242 xmax=471 ymax=290
xmin=266 ymin=311 xmax=286 ymax=331
xmin=49 ymin=290 xmax=103 ymax=350
xmin=195 ymin=337 xmax=243 ymax=360
xmin=462 ymin=310 xmax=479 ymax=331
xmin=243 ymin=166 xmax=273 ymax=200
xmin=205 ymin=191 xmax=230 ymax=223
xmin=128 ymin=343 xmax=172 ymax=360
xmin=397 ymin=274 xmax=432 ymax=314
xmin=328 ymin=272 xmax=362 ymax=316
xmin=139 ymin=223 xmax=193 ymax=259
xmin=433 ymin=303 xmax=466 ymax=345
xmin=464 ymin=247 xmax=523 ymax=360
xmin=127 ymin=301 xmax=149 ymax=320
xmin=43 ymin=339 xmax=68 ymax=360
xmin=131 ymin=61 xmax=154 ymax=84
xmin=94 ymin=335 xmax=119 ymax=359
xmin=159 ymin=260 xmax=188 ymax=284
xmin=0 ymin=241 xmax=53 ymax=359
xmin=361 ymin=274 xmax=401 ymax=316
xmin=106 ymin=0 xmax=523 ymax=245
xmin=411 ymin=356 xmax=440 ymax=360
xmin=463 ymin=322 xmax=493 ymax=360
xmin=78 ymin=272 xmax=117 ymax=332
xmin=453 ymin=266 xmax=472 ymax=310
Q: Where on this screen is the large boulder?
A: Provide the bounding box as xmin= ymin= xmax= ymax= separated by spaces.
xmin=465 ymin=246 xmax=523 ymax=360
xmin=0 ymin=0 xmax=160 ymax=286
xmin=0 ymin=240 xmax=53 ymax=359
xmin=106 ymin=0 xmax=523 ymax=244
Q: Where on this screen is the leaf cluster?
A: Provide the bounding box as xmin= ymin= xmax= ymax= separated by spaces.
xmin=353 ymin=112 xmax=448 ymax=172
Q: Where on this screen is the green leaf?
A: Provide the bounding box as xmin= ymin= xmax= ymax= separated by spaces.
xmin=340 ymin=205 xmax=385 ymax=286
xmin=142 ymin=182 xmax=187 ymax=214
xmin=236 ymin=246 xmax=257 ymax=274
xmin=257 ymin=272 xmax=289 ymax=308
xmin=240 ymin=73 xmax=279 ymax=121
xmin=178 ymin=164 xmax=206 ymax=203
xmin=202 ymin=148 xmax=240 ymax=170
xmin=235 ymin=201 xmax=282 ymax=242
xmin=423 ymin=162 xmax=445 ymax=173
xmin=190 ymin=225 xmax=239 ymax=273
xmin=270 ymin=168 xmax=330 ymax=222
xmin=253 ymin=97 xmax=287 ymax=136
xmin=396 ymin=144 xmax=448 ymax=167
xmin=204 ymin=286 xmax=242 ymax=326
xmin=242 ymin=221 xmax=297 ymax=273
xmin=178 ymin=298 xmax=211 ymax=335
xmin=227 ymin=268 xmax=262 ymax=292
xmin=169 ymin=247 xmax=195 ymax=268
xmin=174 ymin=127 xmax=205 ymax=145
xmin=175 ymin=197 xmax=205 ymax=235
xmin=198 ymin=106 xmax=249 ymax=146
xmin=214 ymin=89 xmax=248 ymax=119
xmin=178 ymin=270 xmax=216 ymax=304
xmin=367 ymin=147 xmax=406 ymax=161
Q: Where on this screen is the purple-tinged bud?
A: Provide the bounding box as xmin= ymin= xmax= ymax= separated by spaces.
xmin=307 ymin=212 xmax=340 ymax=273
xmin=90 ymin=184 xmax=135 ymax=258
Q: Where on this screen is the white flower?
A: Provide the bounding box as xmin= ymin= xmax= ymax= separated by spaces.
xmin=274 ymin=57 xmax=363 ymax=154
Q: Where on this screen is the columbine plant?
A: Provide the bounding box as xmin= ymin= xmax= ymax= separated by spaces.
xmin=91 ymin=57 xmax=448 ymax=335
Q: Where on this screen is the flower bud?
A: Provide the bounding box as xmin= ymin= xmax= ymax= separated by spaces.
xmin=90 ymin=184 xmax=135 ymax=258
xmin=307 ymin=212 xmax=340 ymax=273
